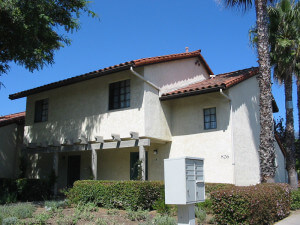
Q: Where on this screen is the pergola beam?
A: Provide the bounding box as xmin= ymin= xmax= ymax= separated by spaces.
xmin=25 ymin=139 xmax=150 ymax=154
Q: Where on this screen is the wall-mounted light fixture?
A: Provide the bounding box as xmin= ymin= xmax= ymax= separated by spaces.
xmin=153 ymin=149 xmax=158 ymax=155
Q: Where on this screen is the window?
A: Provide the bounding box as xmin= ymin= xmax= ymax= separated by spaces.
xmin=109 ymin=79 xmax=130 ymax=110
xmin=204 ymin=107 xmax=216 ymax=129
xmin=34 ymin=99 xmax=48 ymax=122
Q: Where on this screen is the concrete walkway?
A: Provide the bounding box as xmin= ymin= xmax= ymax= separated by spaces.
xmin=275 ymin=210 xmax=300 ymax=225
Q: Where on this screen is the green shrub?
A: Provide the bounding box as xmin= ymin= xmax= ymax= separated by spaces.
xmin=152 ymin=214 xmax=177 ymax=225
xmin=2 ymin=217 xmax=18 ymax=225
xmin=205 ymin=183 xmax=235 ymax=194
xmin=126 ymin=208 xmax=149 ymax=221
xmin=0 ymin=203 xmax=36 ymax=219
xmin=44 ymin=200 xmax=65 ymax=211
xmin=33 ymin=212 xmax=51 ymax=224
xmin=16 ymin=178 xmax=51 ymax=201
xmin=196 ymin=199 xmax=213 ymax=214
xmin=291 ymin=189 xmax=300 ymax=210
xmin=0 ymin=178 xmax=51 ymax=203
xmin=211 ymin=183 xmax=291 ymax=225
xmin=66 ymin=180 xmax=163 ymax=210
xmin=153 ymin=187 xmax=173 ymax=215
xmin=195 ymin=207 xmax=206 ymax=224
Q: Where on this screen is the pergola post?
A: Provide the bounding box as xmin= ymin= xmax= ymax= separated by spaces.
xmin=91 ymin=147 xmax=98 ymax=180
xmin=53 ymin=152 xmax=59 ymax=195
xmin=139 ymin=145 xmax=146 ymax=181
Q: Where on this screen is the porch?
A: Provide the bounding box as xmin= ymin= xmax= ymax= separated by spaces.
xmin=24 ymin=133 xmax=170 ymax=194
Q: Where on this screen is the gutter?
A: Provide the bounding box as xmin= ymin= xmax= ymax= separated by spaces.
xmin=160 ymin=86 xmax=223 ymax=101
xmin=129 ymin=67 xmax=160 ymax=91
xmin=219 ymin=89 xmax=236 ymax=185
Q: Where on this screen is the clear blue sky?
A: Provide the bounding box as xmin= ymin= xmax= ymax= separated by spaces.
xmin=0 ymin=0 xmax=298 ymax=133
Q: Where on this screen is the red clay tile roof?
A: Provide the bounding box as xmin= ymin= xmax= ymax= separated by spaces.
xmin=161 ymin=67 xmax=259 ymax=99
xmin=160 ymin=67 xmax=279 ymax=113
xmin=0 ymin=112 xmax=25 ymax=127
xmin=9 ymin=50 xmax=212 ymax=100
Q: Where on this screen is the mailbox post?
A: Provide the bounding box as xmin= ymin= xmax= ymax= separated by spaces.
xmin=164 ymin=157 xmax=205 ymax=225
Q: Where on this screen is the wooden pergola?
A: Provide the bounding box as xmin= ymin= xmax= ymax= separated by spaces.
xmin=24 ymin=132 xmax=150 ymax=195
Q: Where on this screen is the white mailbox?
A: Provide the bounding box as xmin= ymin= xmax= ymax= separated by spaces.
xmin=164 ymin=157 xmax=205 ymax=205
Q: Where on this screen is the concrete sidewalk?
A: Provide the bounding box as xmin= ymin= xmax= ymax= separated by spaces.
xmin=275 ymin=210 xmax=300 ymax=225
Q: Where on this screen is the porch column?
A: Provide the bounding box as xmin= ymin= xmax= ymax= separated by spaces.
xmin=139 ymin=145 xmax=146 ymax=181
xmin=53 ymin=152 xmax=58 ymax=195
xmin=91 ymin=147 xmax=98 ymax=180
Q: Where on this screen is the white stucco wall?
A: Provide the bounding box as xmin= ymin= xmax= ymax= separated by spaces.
xmin=24 ymin=69 xmax=146 ymax=144
xmin=0 ymin=123 xmax=23 ymax=178
xmin=274 ymin=141 xmax=288 ymax=183
xmin=229 ymin=76 xmax=261 ymax=186
xmin=24 ymin=58 xmax=209 ymax=145
xmin=167 ymin=92 xmax=234 ymax=184
xmin=26 ymin=153 xmax=53 ymax=180
xmin=97 ymin=143 xmax=171 ymax=181
xmin=144 ymin=57 xmax=210 ymax=94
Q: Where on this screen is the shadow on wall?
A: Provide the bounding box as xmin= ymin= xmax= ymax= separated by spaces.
xmin=0 ymin=126 xmax=17 ymax=178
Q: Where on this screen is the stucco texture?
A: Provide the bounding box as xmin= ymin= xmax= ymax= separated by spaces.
xmin=0 ymin=123 xmax=23 ymax=178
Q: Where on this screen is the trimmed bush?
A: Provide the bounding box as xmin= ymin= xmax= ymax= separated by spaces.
xmin=291 ymin=189 xmax=300 ymax=210
xmin=66 ymin=180 xmax=163 ymax=210
xmin=205 ymin=183 xmax=235 ymax=195
xmin=0 ymin=178 xmax=51 ymax=203
xmin=211 ymin=183 xmax=291 ymax=225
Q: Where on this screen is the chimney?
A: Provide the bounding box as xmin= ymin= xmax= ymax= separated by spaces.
xmin=185 ymin=47 xmax=189 ymax=53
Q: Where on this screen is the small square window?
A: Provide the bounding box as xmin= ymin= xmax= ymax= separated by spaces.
xmin=109 ymin=80 xmax=130 ymax=110
xmin=204 ymin=107 xmax=217 ymax=129
xmin=34 ymin=99 xmax=48 ymax=122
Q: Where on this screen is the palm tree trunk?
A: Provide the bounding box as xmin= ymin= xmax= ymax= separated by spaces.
xmin=297 ymin=77 xmax=300 ymax=139
xmin=255 ymin=0 xmax=276 ymax=183
xmin=285 ymin=75 xmax=298 ymax=189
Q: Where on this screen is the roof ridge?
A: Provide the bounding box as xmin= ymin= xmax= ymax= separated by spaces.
xmin=9 ymin=49 xmax=212 ymax=100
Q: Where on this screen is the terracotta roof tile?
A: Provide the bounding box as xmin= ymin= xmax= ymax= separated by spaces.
xmin=161 ymin=67 xmax=259 ymax=98
xmin=0 ymin=112 xmax=25 ymax=127
xmin=9 ymin=50 xmax=212 ymax=100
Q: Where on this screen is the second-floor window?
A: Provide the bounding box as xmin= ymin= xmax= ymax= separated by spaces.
xmin=34 ymin=99 xmax=48 ymax=122
xmin=204 ymin=107 xmax=216 ymax=130
xmin=109 ymin=79 xmax=130 ymax=110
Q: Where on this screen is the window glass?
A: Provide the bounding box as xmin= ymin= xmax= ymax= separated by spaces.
xmin=204 ymin=107 xmax=217 ymax=129
xmin=109 ymin=80 xmax=130 ymax=110
xmin=34 ymin=99 xmax=48 ymax=122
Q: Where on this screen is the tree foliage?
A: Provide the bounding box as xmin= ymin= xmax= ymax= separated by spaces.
xmin=0 ymin=0 xmax=96 ymax=74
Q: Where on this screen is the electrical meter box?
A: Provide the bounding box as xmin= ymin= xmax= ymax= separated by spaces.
xmin=164 ymin=157 xmax=205 ymax=205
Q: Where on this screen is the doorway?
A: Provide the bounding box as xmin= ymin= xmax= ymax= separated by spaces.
xmin=130 ymin=152 xmax=148 ymax=180
xmin=67 ymin=155 xmax=81 ymax=187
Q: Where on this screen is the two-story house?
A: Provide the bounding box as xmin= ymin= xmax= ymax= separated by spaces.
xmin=9 ymin=50 xmax=287 ymax=193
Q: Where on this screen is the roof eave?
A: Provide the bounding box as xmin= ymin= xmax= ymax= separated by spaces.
xmin=160 ymin=86 xmax=224 ymax=101
xmin=9 ymin=64 xmax=133 ymax=100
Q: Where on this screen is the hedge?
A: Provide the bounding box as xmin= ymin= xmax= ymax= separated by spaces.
xmin=211 ymin=183 xmax=291 ymax=225
xmin=205 ymin=183 xmax=235 ymax=195
xmin=291 ymin=189 xmax=300 ymax=210
xmin=0 ymin=178 xmax=51 ymax=203
xmin=66 ymin=180 xmax=164 ymax=210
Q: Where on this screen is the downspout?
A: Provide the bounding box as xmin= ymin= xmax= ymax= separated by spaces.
xmin=130 ymin=66 xmax=160 ymax=92
xmin=219 ymin=89 xmax=236 ymax=185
